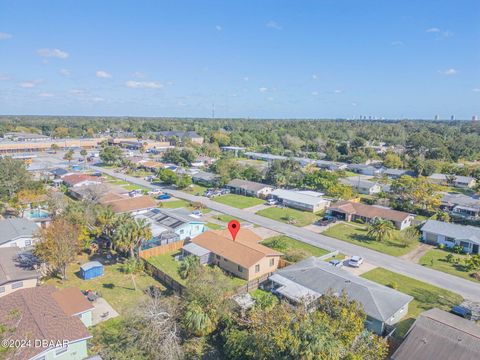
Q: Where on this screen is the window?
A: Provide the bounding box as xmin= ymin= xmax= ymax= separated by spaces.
xmin=269 ymin=258 xmax=275 ymax=267
xmin=255 ymin=264 xmax=260 ymax=273
xmin=55 ymin=346 xmax=68 ymax=356
xmin=34 ymin=356 xmax=46 ymax=360
xmin=11 ymin=281 xmax=23 ymax=289
xmin=237 ymin=265 xmax=243 ymax=273
xmin=216 ymin=255 xmax=220 ymax=259
xmin=0 ymin=286 xmax=5 ymax=293
xmin=25 ymin=240 xmax=32 ymax=246
xmin=179 ymin=229 xmax=184 ymax=234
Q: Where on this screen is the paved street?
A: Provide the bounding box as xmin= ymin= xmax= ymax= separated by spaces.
xmin=93 ymin=165 xmax=480 ymax=301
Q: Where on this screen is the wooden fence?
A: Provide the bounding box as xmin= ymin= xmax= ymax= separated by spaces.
xmin=235 ymin=273 xmax=272 ymax=294
xmin=139 ymin=240 xmax=184 ymax=259
xmin=143 ymin=260 xmax=185 ymax=294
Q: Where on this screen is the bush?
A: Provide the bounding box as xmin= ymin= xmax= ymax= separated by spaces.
xmin=445 ymin=253 xmax=455 ymax=263
xmin=284 ymin=249 xmax=309 ymax=263
xmin=387 ymin=282 xmax=398 ymax=289
xmin=453 ymin=245 xmax=464 ymax=254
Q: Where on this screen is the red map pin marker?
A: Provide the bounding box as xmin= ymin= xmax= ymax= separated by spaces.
xmin=228 ymin=220 xmax=240 ymax=241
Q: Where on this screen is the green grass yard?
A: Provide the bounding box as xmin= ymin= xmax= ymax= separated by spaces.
xmin=160 ymin=199 xmax=190 ymax=209
xmin=261 ymin=235 xmax=329 ymax=258
xmin=184 ymin=184 xmax=208 ymax=195
xmin=418 ymin=249 xmax=477 ymax=282
xmin=214 ymin=214 xmax=239 ymax=223
xmin=322 ymin=223 xmax=418 ymax=257
xmin=361 ymin=268 xmax=463 ymax=337
xmin=46 ymin=253 xmax=163 ymax=315
xmin=256 ymin=207 xmax=322 ymax=227
xmin=205 ymin=222 xmax=224 ymax=230
xmin=213 ymin=194 xmax=265 ymax=209
xmin=146 ymin=251 xmax=246 ymax=288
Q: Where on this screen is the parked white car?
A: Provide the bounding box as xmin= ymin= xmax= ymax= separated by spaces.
xmin=348 ymin=256 xmax=364 ymax=268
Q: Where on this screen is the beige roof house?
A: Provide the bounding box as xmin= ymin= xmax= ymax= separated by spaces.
xmin=184 ymin=229 xmax=283 ymax=281
xmin=100 ymin=195 xmax=157 ymax=214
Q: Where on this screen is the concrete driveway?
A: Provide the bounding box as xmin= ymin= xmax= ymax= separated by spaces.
xmin=341 ymin=258 xmax=377 ymax=276
xmin=91 ymin=165 xmax=480 ymax=302
xmin=92 ymin=297 xmax=119 ymax=325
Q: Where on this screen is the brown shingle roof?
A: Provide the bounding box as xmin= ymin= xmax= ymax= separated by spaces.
xmin=139 ymin=160 xmax=164 ymax=168
xmin=51 ymin=287 xmax=94 ymax=316
xmin=0 ymin=286 xmax=91 ymax=359
xmin=191 ymin=229 xmax=283 ymax=268
xmin=101 ymin=195 xmax=157 ymax=214
xmin=63 ymin=173 xmax=101 ymax=186
xmin=330 ymin=201 xmax=411 ymax=222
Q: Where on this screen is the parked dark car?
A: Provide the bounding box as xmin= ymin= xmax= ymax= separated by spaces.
xmin=318 ymin=216 xmax=337 ymax=226
xmin=450 ymin=306 xmax=472 ymax=320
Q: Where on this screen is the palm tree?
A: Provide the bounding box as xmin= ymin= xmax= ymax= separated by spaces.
xmin=80 ymin=149 xmax=88 ymax=163
xmin=367 ymin=218 xmax=395 ymax=242
xmin=113 ymin=215 xmax=152 ymax=258
xmin=178 ymin=255 xmax=200 ymax=279
xmin=122 ymin=257 xmax=142 ymax=291
xmin=95 ymin=206 xmax=117 ymax=246
xmin=183 ymin=301 xmax=214 ymax=337
xmin=63 ymin=149 xmax=74 ymax=165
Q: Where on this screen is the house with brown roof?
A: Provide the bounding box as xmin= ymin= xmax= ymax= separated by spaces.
xmin=226 ymin=179 xmax=274 ymax=198
xmin=328 ymin=201 xmax=413 ymax=230
xmin=182 ymin=229 xmax=283 ymax=281
xmin=0 ymin=286 xmax=93 ymax=360
xmin=100 ymin=194 xmax=157 ymax=215
xmin=138 ymin=160 xmax=164 ymax=171
xmin=62 ymin=173 xmax=102 ymax=188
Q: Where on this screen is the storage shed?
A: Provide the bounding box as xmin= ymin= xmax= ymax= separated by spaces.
xmin=80 ymin=261 xmax=104 ymax=280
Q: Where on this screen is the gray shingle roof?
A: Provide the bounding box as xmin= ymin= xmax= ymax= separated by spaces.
xmin=271 ymin=189 xmax=329 ymax=207
xmin=441 ymin=193 xmax=480 ymax=209
xmin=340 ymin=178 xmax=379 ymax=189
xmin=227 ymin=179 xmax=271 ymax=192
xmin=0 ymin=247 xmax=40 ymax=286
xmin=273 ymin=257 xmax=413 ymax=322
xmin=0 ymin=218 xmax=38 ymax=246
xmin=421 ymin=220 xmax=480 ymax=245
xmin=392 ymin=308 xmax=480 ymax=360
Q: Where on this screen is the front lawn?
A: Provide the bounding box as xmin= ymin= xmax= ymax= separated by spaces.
xmin=361 ymin=268 xmax=463 ymax=338
xmin=184 ymin=184 xmax=208 ymax=195
xmin=121 ymin=183 xmax=150 ymax=192
xmin=256 ymin=207 xmax=322 ymax=227
xmin=214 ymin=214 xmax=239 ymax=223
xmin=213 ymin=194 xmax=265 ymax=209
xmin=418 ymin=249 xmax=476 ymax=282
xmin=46 ymin=253 xmax=163 ymax=314
xmin=160 ymin=199 xmax=190 ymax=209
xmin=146 ymin=251 xmax=246 ymax=288
xmin=205 ymin=222 xmax=224 ymax=230
xmin=322 ymin=223 xmax=418 ymax=257
xmin=261 ymin=235 xmax=329 ymax=260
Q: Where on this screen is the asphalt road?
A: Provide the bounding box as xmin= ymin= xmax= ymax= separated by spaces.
xmin=93 ymin=165 xmax=480 ymax=302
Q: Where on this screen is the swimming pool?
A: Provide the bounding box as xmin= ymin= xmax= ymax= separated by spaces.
xmin=25 ymin=209 xmax=50 ymax=219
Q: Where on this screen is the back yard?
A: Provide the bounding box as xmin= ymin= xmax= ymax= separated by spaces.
xmin=322 ymin=223 xmax=418 ymax=257
xmin=213 ymin=194 xmax=265 ymax=209
xmin=256 ymin=207 xmax=322 ymax=227
xmin=361 ymin=268 xmax=463 ymax=338
xmin=46 ymin=253 xmax=163 ymax=315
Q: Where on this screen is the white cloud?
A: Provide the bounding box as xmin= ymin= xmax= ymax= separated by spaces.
xmin=333 ymin=89 xmax=342 ymax=93
xmin=266 ymin=20 xmax=282 ymax=30
xmin=312 ymin=74 xmax=318 ymax=80
xmin=426 ymin=27 xmax=440 ymax=33
xmin=96 ymin=70 xmax=112 ymax=78
xmin=0 ymin=74 xmax=10 ymax=81
xmin=125 ymin=80 xmax=163 ymax=89
xmin=243 ymin=76 xmax=249 ymax=81
xmin=38 ymin=92 xmax=54 ymax=98
xmin=439 ymin=68 xmax=458 ymax=76
xmin=311 ymin=91 xmax=319 ymax=96
xmin=0 ymin=32 xmax=12 ymax=40
xmin=258 ymin=87 xmax=268 ymax=93
xmin=426 ymin=27 xmax=454 ymax=38
xmin=267 ymin=96 xmax=275 ymax=101
xmin=92 ymin=97 xmax=105 ymax=102
xmin=215 ymin=25 xmax=222 ymax=31
xmin=351 ymin=102 xmax=358 ymax=107
xmin=36 ymin=48 xmax=69 ymax=59
xmin=473 ymin=88 xmax=480 ymax=92
xmin=132 ymin=71 xmax=145 ymax=78
xmin=19 ymin=79 xmax=43 ymax=88
xmin=59 ymin=68 xmax=71 ymax=76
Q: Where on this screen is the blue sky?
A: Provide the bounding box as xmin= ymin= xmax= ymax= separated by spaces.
xmin=0 ymin=0 xmax=479 ymax=119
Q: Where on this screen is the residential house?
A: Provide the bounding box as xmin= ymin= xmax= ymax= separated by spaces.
xmin=391 ymin=308 xmax=480 ymax=360
xmin=440 ymin=193 xmax=480 ymax=220
xmin=340 ymin=178 xmax=382 ymax=195
xmin=428 ymin=173 xmax=476 ymax=188
xmin=68 ymin=183 xmax=128 ymax=201
xmin=328 ymin=201 xmax=413 ymax=229
xmin=226 ymin=179 xmax=274 ymax=198
xmin=420 ymin=220 xmax=480 ymax=254
xmin=49 ymin=167 xmax=72 ymax=179
xmin=99 ymin=193 xmax=157 ymax=215
xmin=191 ymin=156 xmax=216 ymax=167
xmin=221 ymin=146 xmax=246 ymax=157
xmin=269 ymin=257 xmax=413 ymax=335
xmin=3 ymin=132 xmax=51 ymax=142
xmin=316 ymin=160 xmax=348 ymax=171
xmin=191 ymin=171 xmax=221 ymax=187
xmin=383 ymin=168 xmax=415 ymax=179
xmin=182 ymin=229 xmax=283 ymax=281
xmin=62 ymin=173 xmax=102 ymax=188
xmin=0 ymin=286 xmax=93 ymax=360
xmin=271 ymin=189 xmax=331 ymax=212
xmin=0 ymin=247 xmax=40 ymax=297
xmin=0 ymin=218 xmax=39 ymax=248
xmin=135 ymin=208 xmax=207 ymax=250
xmin=244 ymin=151 xmax=317 ymax=167
xmin=346 ymin=164 xmax=385 ymax=176
xmin=138 ymin=160 xmax=164 ymax=171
